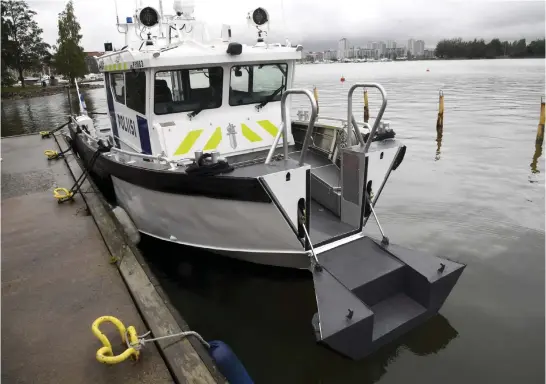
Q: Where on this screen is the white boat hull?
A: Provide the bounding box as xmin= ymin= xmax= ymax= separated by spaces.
xmin=112 ymin=177 xmax=309 ymax=268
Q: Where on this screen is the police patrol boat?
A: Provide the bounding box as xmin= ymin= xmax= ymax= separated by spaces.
xmin=66 ymin=1 xmax=465 ymax=359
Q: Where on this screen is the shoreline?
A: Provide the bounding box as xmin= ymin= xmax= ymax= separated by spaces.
xmin=1 ymin=83 xmax=104 ymax=100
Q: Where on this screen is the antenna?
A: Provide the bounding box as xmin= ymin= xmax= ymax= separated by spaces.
xmin=158 ymin=0 xmax=164 ymax=36
xmin=114 ymin=0 xmax=120 ymax=24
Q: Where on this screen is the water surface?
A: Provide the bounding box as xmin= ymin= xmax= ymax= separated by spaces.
xmin=2 ymin=59 xmax=544 ymax=383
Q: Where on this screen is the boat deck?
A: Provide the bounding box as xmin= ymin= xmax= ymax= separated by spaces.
xmin=308 ymin=199 xmax=355 ymax=244
xmin=1 ymin=134 xmax=175 ymax=384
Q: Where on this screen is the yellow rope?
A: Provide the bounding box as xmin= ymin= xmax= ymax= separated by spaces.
xmin=44 ymin=150 xmax=60 ymax=160
xmin=53 ymin=187 xmax=74 ymax=202
xmin=91 ymin=316 xmax=140 ymax=364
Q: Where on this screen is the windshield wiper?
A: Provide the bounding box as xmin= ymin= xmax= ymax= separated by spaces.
xmin=187 ymin=100 xmax=209 ymax=120
xmin=187 ymin=108 xmax=203 ymax=120
xmin=255 ymin=85 xmax=285 ymax=111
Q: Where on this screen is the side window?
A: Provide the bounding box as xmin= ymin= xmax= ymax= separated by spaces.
xmin=125 ymin=71 xmax=146 ymax=115
xmin=189 ymin=69 xmax=210 ymax=89
xmin=154 ymin=67 xmax=223 ymax=115
xmin=229 ymin=63 xmax=287 ymax=106
xmin=230 ymin=66 xmax=250 ymax=92
xmin=253 ymin=65 xmax=285 ymax=93
xmin=111 ymin=73 xmax=125 ymax=104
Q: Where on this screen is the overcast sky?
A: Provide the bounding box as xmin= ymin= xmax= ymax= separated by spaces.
xmin=29 ymin=0 xmax=545 ymax=51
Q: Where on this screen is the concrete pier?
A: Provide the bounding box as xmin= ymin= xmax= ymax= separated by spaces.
xmin=1 ymin=134 xmax=218 ymax=383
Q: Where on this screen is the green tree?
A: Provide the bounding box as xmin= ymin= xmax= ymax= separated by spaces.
xmin=1 ymin=0 xmax=50 ymax=87
xmin=527 ymin=39 xmax=545 ymax=57
xmin=488 ymin=38 xmax=504 ymax=57
xmin=53 ymin=0 xmax=86 ymax=85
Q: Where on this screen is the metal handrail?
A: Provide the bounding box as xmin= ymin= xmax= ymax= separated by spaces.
xmin=297 ymin=115 xmax=372 ymax=131
xmin=265 ymin=88 xmax=318 ymax=166
xmin=347 ymin=83 xmax=388 ymax=152
xmin=77 ymin=122 xmax=172 ymax=163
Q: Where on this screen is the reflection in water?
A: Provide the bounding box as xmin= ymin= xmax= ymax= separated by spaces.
xmin=435 ymin=125 xmax=443 ymax=161
xmin=530 ymin=141 xmax=543 ymax=175
xmin=139 ymin=234 xmax=459 ymax=384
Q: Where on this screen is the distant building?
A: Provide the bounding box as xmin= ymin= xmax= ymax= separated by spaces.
xmin=414 ymin=40 xmax=425 ymax=57
xmin=395 ymin=47 xmax=406 ymax=57
xmin=84 ymin=51 xmax=104 ymax=73
xmin=338 ymin=38 xmax=349 ymax=60
xmin=386 ymin=40 xmax=397 ymax=49
xmin=323 ymin=50 xmax=337 ymax=60
xmin=305 ymin=51 xmax=324 ymax=62
xmin=378 ymin=41 xmax=387 ymax=56
xmin=423 ymin=49 xmax=435 ymax=59
xmin=407 ymin=39 xmax=415 ymax=55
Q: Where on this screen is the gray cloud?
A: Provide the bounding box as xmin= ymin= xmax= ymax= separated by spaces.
xmin=28 ymin=0 xmax=545 ymax=52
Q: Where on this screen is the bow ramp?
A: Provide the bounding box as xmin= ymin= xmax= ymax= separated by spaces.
xmin=312 ymin=237 xmax=465 ymax=360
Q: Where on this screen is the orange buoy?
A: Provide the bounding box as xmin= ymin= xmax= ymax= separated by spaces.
xmin=340 ymin=75 xmax=345 ymax=83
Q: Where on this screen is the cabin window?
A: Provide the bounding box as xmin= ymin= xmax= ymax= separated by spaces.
xmin=110 ymin=73 xmax=125 ymax=104
xmin=125 ymin=71 xmax=146 ymax=115
xmin=229 ymin=63 xmax=287 ymax=106
xmin=154 ymin=67 xmax=223 ymax=115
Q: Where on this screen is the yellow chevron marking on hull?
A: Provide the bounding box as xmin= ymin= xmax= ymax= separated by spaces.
xmin=203 ymin=127 xmax=222 ymax=150
xmin=257 ymin=120 xmax=279 ymax=137
xmin=241 ymin=123 xmax=262 ymax=142
xmin=174 ymin=129 xmax=203 ymax=155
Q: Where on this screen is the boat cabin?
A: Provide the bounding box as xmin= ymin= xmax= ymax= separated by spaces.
xmin=97 ymin=19 xmax=302 ymax=162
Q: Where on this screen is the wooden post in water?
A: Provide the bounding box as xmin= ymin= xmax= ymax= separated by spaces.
xmin=66 ymin=86 xmax=73 ymax=115
xmin=531 ymin=96 xmax=545 ymax=174
xmin=436 ymin=90 xmax=444 ymax=130
xmin=364 ymin=89 xmax=369 ymax=123
xmin=536 ymin=96 xmax=544 ymax=145
xmin=313 ymin=86 xmax=319 ymax=115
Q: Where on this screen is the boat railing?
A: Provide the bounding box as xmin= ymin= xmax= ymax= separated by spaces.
xmin=295 ymin=114 xmax=372 ymax=132
xmin=265 ymin=88 xmax=318 ymax=166
xmin=75 ymin=119 xmax=174 ymax=165
xmin=347 ymin=83 xmax=387 ymax=153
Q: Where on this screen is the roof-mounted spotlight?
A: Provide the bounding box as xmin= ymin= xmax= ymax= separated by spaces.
xmin=247 ymin=7 xmax=269 ymax=44
xmin=250 ymin=7 xmax=268 ymax=26
xmin=138 ymin=7 xmax=159 ymax=27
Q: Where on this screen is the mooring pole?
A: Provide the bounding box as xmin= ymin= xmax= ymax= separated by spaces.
xmin=537 ymin=96 xmax=545 ymax=145
xmin=436 ymin=90 xmax=444 ymax=130
xmin=313 ymin=86 xmax=319 ymax=115
xmin=364 ymin=88 xmax=369 ymax=123
xmin=66 ymin=86 xmax=73 ymax=115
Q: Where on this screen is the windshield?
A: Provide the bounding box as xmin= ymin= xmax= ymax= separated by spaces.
xmin=229 ymin=63 xmax=287 ymax=106
xmin=154 ymin=67 xmax=223 ymax=115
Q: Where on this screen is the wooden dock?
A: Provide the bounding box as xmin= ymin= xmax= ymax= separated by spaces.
xmin=1 ymin=133 xmax=219 ymax=383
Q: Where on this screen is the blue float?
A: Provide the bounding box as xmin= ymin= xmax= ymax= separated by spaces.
xmin=208 ymin=340 xmax=253 ymax=384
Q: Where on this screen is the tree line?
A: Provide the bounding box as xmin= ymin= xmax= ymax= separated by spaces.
xmin=435 ymin=37 xmax=545 ymax=59
xmin=1 ymin=0 xmax=87 ymax=87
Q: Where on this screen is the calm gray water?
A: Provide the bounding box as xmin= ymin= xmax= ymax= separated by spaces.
xmin=2 ymin=59 xmax=544 ymax=383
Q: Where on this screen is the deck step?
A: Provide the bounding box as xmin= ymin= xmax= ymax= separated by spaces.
xmin=312 ymin=267 xmax=374 ymax=359
xmin=310 ymin=164 xmax=341 ymax=217
xmin=312 ymin=236 xmax=465 ymax=360
xmin=318 ymin=237 xmax=406 ymax=306
xmin=371 ymin=293 xmax=426 ymax=341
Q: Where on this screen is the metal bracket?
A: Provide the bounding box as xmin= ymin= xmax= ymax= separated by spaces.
xmin=366 ymin=192 xmax=389 ymax=246
xmin=301 ymin=222 xmax=322 ymax=272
